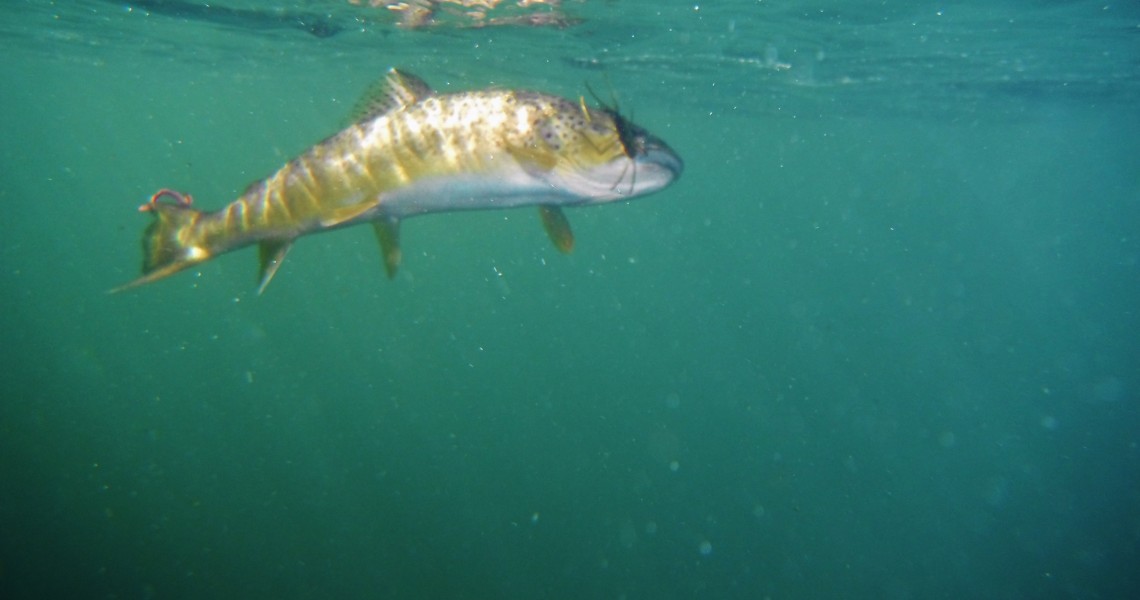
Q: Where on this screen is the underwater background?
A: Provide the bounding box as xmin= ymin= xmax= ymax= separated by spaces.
xmin=2 ymin=0 xmax=1138 ymax=598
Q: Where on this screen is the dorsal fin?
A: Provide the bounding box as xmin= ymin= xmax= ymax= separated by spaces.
xmin=349 ymin=68 xmax=434 ymax=123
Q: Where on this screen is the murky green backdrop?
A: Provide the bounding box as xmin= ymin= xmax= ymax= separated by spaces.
xmin=2 ymin=1 xmax=1138 ymax=598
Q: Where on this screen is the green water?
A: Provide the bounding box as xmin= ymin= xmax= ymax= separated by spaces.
xmin=2 ymin=1 xmax=1138 ymax=598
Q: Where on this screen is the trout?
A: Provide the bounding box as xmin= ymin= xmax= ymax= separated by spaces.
xmin=114 ymin=68 xmax=682 ymax=293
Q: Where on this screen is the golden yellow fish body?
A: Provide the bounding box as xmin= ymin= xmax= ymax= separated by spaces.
xmin=118 ymin=69 xmax=682 ymax=293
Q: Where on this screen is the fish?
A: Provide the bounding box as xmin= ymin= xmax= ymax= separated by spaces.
xmin=113 ymin=68 xmax=683 ymax=294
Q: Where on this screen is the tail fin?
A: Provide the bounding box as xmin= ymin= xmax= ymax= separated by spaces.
xmin=111 ymin=203 xmax=207 ymax=293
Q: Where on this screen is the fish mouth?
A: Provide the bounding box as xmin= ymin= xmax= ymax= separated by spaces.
xmin=639 ymin=139 xmax=684 ymax=180
xmin=624 ymin=131 xmax=683 ymax=197
xmin=616 ymin=114 xmax=682 ymax=183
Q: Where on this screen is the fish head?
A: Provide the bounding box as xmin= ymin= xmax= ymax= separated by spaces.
xmin=532 ymin=98 xmax=683 ymax=204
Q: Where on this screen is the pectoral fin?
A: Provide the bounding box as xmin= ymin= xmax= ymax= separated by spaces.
xmin=257 ymin=239 xmax=294 ymax=294
xmin=372 ymin=218 xmax=402 ymax=278
xmin=538 ymin=206 xmax=574 ymax=253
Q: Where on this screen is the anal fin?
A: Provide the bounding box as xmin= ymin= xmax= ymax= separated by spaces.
xmin=257 ymin=239 xmax=293 ymax=294
xmin=538 ymin=206 xmax=574 ymax=253
xmin=372 ymin=218 xmax=402 ymax=278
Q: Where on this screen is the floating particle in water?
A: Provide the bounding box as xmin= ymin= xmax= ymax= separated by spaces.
xmin=698 ymin=540 xmax=713 ymax=556
xmin=669 ymin=460 xmax=680 ymax=472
